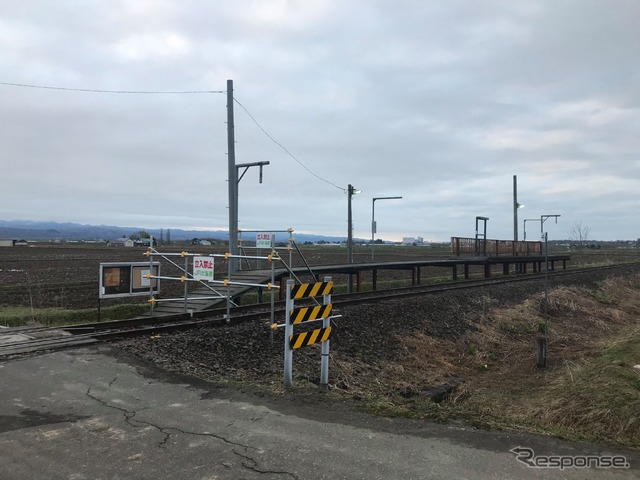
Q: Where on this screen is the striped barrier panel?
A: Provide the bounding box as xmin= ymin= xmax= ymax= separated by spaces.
xmin=289 ymin=326 xmax=332 ymax=350
xmin=290 ymin=281 xmax=333 ymax=299
xmin=283 ymin=277 xmax=336 ymax=388
xmin=290 ymin=304 xmax=333 ymax=324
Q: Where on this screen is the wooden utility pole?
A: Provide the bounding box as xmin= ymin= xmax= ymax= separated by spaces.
xmin=227 ymin=79 xmax=238 ymax=272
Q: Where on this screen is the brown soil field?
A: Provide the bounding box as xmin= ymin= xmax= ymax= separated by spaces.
xmin=0 ymin=243 xmax=486 ymax=309
xmin=0 ymin=244 xmax=243 ymax=309
xmin=2 ymin=243 xmax=640 ymax=310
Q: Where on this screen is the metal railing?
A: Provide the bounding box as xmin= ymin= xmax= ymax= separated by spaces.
xmin=451 ymin=237 xmax=542 ymax=256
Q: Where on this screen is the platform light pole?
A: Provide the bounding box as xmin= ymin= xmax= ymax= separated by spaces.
xmin=347 ymin=184 xmax=361 ymax=293
xmin=513 ymin=175 xmax=525 ymax=273
xmin=513 ymin=175 xmax=525 ymax=246
xmin=371 ymin=196 xmax=402 ymax=260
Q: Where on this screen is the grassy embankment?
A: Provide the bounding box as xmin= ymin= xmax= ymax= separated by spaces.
xmin=354 ymin=275 xmax=640 ymax=449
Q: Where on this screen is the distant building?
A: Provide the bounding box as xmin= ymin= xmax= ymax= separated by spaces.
xmin=107 ymin=237 xmax=134 ymax=247
xmin=133 ymin=238 xmax=157 ymax=247
xmin=14 ymin=239 xmax=28 ymax=246
xmin=0 ymin=239 xmax=15 ymax=247
xmin=402 ymin=236 xmax=424 ymax=246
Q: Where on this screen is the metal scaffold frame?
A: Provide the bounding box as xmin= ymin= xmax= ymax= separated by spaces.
xmin=142 ymin=235 xmax=282 ymax=324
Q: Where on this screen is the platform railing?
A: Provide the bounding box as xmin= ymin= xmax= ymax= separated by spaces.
xmin=451 ymin=237 xmax=542 ymax=256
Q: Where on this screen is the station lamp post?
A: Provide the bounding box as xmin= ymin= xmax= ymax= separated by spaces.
xmin=513 ymin=175 xmax=525 ymax=244
xmin=371 ymin=196 xmax=402 ymax=260
xmin=347 ymin=184 xmax=361 ymax=293
xmin=513 ymin=175 xmax=525 ymax=274
xmin=347 ymin=184 xmax=362 ymax=264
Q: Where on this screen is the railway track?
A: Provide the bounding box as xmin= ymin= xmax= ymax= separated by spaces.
xmin=2 ymin=262 xmax=639 ymax=358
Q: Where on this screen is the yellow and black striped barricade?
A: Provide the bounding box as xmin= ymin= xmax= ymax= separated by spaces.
xmin=290 ymin=304 xmax=333 ymax=324
xmin=290 ymin=281 xmax=333 ymax=299
xmin=290 ymin=326 xmax=332 ymax=350
xmin=281 ymin=277 xmax=336 ymax=388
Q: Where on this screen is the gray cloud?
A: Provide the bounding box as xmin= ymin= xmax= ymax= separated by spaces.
xmin=1 ymin=0 xmax=638 ymax=242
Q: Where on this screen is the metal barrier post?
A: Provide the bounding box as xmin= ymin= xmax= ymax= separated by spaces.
xmin=270 ymin=249 xmax=276 ymax=332
xmin=284 ymin=279 xmax=295 ymax=388
xmin=320 ymin=276 xmax=332 ymax=390
xmin=183 ymin=254 xmax=189 ymax=313
xmin=226 ymin=258 xmax=232 ymax=323
xmin=148 ymin=239 xmax=154 ymax=315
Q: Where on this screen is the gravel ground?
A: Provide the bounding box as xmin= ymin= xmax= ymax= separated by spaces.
xmin=118 ymin=264 xmax=640 ymax=395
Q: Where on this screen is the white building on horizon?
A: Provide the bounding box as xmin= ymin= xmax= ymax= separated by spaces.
xmin=402 ymin=236 xmax=425 ymax=246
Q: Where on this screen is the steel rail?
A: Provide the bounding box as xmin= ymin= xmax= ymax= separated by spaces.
xmin=2 ymin=262 xmax=639 ymax=357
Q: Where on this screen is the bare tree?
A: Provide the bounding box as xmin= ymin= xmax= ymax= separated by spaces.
xmin=568 ymin=221 xmax=591 ymax=253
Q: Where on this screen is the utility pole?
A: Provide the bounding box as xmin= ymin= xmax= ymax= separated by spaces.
xmin=513 ymin=175 xmax=518 ymax=244
xmin=227 ymin=80 xmax=238 ymax=272
xmin=513 ymin=175 xmax=525 ymax=267
xmin=347 ymin=184 xmax=354 ymax=264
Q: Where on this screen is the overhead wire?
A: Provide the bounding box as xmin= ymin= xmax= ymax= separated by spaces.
xmin=233 ymin=97 xmax=345 ymax=192
xmin=0 ymin=80 xmax=345 ymax=192
xmin=0 ymin=81 xmax=224 ymax=94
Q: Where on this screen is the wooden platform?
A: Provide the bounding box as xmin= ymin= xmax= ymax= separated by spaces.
xmin=149 ymin=254 xmax=570 ymax=315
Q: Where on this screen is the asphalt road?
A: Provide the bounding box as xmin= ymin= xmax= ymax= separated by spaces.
xmin=0 ymin=346 xmax=637 ymax=480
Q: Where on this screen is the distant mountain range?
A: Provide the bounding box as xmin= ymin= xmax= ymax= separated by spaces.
xmin=0 ymin=220 xmax=351 ymax=244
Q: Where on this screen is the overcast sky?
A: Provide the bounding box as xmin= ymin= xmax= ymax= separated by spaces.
xmin=1 ymin=1 xmax=639 ymax=242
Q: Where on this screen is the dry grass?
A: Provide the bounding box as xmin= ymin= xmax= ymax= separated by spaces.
xmin=332 ymin=334 xmax=459 ymax=398
xmin=338 ymin=275 xmax=640 ymax=448
xmin=452 ymin=276 xmax=640 ymax=447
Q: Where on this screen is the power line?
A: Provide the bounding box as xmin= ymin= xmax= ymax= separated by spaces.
xmin=233 ymin=97 xmax=345 ymax=192
xmin=0 ymin=80 xmax=345 ymax=192
xmin=0 ymin=81 xmax=224 ymax=94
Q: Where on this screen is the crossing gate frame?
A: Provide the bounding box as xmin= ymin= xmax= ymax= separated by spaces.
xmin=279 ymin=277 xmax=339 ymax=388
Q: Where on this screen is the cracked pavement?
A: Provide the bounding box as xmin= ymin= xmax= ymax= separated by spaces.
xmin=0 ymin=346 xmax=637 ymax=479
